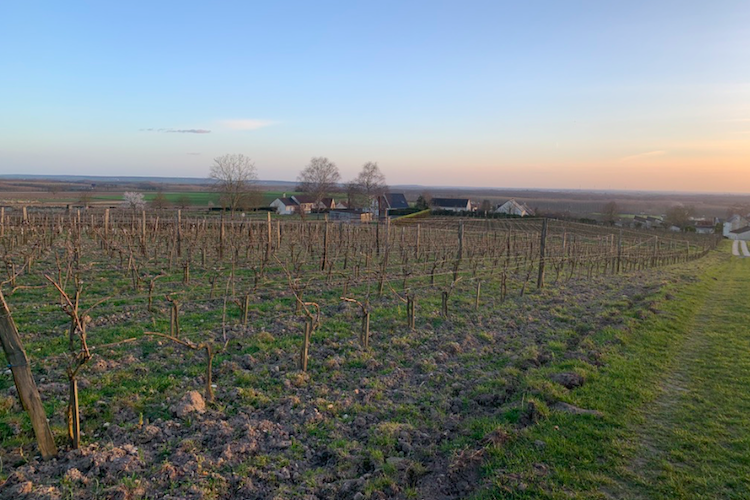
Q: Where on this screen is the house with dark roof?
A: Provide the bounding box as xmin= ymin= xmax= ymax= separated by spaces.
xmin=430 ymin=197 xmax=472 ymax=212
xmin=375 ymin=193 xmax=409 ymax=217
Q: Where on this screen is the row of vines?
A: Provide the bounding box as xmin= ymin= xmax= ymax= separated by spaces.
xmin=0 ymin=207 xmax=718 ymax=458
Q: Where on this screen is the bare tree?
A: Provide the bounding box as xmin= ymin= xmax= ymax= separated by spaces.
xmin=602 ymin=201 xmax=619 ymax=225
xmin=210 ymin=154 xmax=259 ymax=216
xmin=296 ymin=157 xmax=340 ymax=207
xmin=150 ymin=190 xmax=170 ymax=210
xmin=665 ymin=204 xmax=695 ymax=230
xmin=479 ymin=199 xmax=492 ymax=215
xmin=346 ymin=162 xmax=388 ymax=209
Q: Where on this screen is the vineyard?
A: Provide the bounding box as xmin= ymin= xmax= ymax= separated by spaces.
xmin=0 ymin=207 xmax=718 ymax=499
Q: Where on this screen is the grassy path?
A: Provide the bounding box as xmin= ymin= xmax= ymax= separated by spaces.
xmin=612 ymin=254 xmax=750 ymax=499
xmin=476 ymin=248 xmax=750 ymax=499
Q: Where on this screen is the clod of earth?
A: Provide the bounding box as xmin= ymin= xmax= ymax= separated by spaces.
xmin=170 ymin=391 xmax=206 ymax=417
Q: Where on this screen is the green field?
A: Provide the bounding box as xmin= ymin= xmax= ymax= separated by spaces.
xmin=475 ymin=243 xmax=750 ymax=499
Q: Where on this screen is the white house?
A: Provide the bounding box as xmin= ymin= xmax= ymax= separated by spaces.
xmin=724 ymin=215 xmax=748 ymax=238
xmin=431 ymin=197 xmax=472 ymax=212
xmin=729 ymin=226 xmax=750 ymax=241
xmin=495 ymin=199 xmax=532 ymax=217
xmin=270 ymin=197 xmax=299 ymax=215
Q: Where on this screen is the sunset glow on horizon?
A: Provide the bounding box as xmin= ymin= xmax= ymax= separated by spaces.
xmin=1 ymin=1 xmax=748 ymax=193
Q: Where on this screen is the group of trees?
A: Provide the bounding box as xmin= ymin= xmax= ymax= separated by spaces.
xmin=209 ymin=154 xmax=388 ymax=213
xmin=295 ymin=157 xmax=388 ymax=210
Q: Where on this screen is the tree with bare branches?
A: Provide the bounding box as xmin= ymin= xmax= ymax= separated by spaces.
xmin=209 ymin=154 xmax=259 ymax=216
xmin=296 ymin=157 xmax=340 ymax=207
xmin=602 ymin=201 xmax=619 ymax=225
xmin=348 ymin=161 xmax=387 ymax=209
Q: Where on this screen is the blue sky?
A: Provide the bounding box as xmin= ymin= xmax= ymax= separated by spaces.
xmin=1 ymin=1 xmax=749 ymax=191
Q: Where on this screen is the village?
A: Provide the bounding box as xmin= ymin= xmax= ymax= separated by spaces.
xmin=268 ymin=191 xmax=750 ymax=240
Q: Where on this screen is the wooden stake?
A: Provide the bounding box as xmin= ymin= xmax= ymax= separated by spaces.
xmin=0 ymin=290 xmax=57 ymax=460
xmin=536 ymin=218 xmax=548 ymax=289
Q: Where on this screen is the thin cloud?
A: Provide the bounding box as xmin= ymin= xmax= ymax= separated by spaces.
xmin=140 ymin=128 xmax=211 ymax=134
xmin=220 ymin=119 xmax=275 ymax=130
xmin=620 ymin=150 xmax=666 ymax=162
xmin=187 ymin=152 xmax=202 ymax=155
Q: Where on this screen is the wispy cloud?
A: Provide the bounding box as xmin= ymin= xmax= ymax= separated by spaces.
xmin=140 ymin=128 xmax=211 ymax=134
xmin=187 ymin=152 xmax=201 ymax=155
xmin=620 ymin=150 xmax=666 ymax=162
xmin=219 ymin=119 xmax=275 ymax=130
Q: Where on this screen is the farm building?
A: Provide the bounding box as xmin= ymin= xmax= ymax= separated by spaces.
xmin=270 ymin=195 xmax=342 ymax=215
xmin=724 ymin=215 xmax=748 ymax=237
xmin=729 ymin=226 xmax=750 ymax=241
xmin=431 ymin=198 xmax=472 ymax=212
xmin=693 ymin=219 xmax=716 ymax=235
xmin=328 ymin=209 xmax=373 ymax=222
xmin=632 ymin=216 xmax=663 ymax=229
xmin=495 ymin=199 xmax=533 ymax=217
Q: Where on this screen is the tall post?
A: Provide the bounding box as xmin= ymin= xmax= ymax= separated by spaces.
xmin=616 ymin=230 xmax=623 ymax=274
xmin=0 ymin=207 xmax=4 ymax=237
xmin=415 ymin=223 xmax=421 ymax=260
xmin=0 ymin=290 xmax=57 ymax=460
xmin=321 ymin=215 xmax=329 ymax=271
xmin=176 ymin=210 xmax=182 ymax=257
xmin=453 ymin=222 xmax=464 ymax=282
xmin=536 ymin=218 xmax=548 ymax=289
xmin=104 ymin=208 xmax=110 ymax=237
xmin=266 ymin=211 xmax=273 ymax=260
xmin=141 ymin=209 xmax=147 ymax=243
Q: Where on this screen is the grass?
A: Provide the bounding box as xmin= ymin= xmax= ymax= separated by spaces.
xmin=473 ymin=246 xmax=750 ymax=499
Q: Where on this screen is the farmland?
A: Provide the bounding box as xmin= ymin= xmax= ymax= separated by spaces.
xmin=0 ymin=207 xmax=726 ymax=499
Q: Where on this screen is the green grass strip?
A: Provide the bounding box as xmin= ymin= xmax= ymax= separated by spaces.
xmin=475 ymin=248 xmax=750 ymax=499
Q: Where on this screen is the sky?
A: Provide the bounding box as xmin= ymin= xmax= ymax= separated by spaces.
xmin=1 ymin=1 xmax=749 ymax=192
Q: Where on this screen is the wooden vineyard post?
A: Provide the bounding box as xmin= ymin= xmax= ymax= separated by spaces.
xmin=300 ymin=317 xmax=312 ymax=372
xmin=616 ymin=230 xmax=623 ymax=274
xmin=415 ymin=223 xmax=421 ymax=261
xmin=0 ymin=290 xmax=57 ymax=460
xmin=266 ymin=212 xmax=272 ymax=261
xmin=407 ymin=295 xmax=416 ymax=330
xmin=453 ymin=223 xmax=464 ymax=282
xmin=1 ymin=206 xmax=4 ymax=237
xmin=441 ymin=291 xmax=449 ymax=318
xmin=321 ymin=216 xmax=329 ymax=271
xmin=176 ymin=210 xmax=182 ymax=258
xmin=104 ymin=208 xmax=109 ymax=237
xmin=167 ymin=297 xmax=180 ymax=337
xmin=475 ymin=281 xmax=481 ymax=310
xmin=537 ymin=218 xmax=548 ymax=289
xmin=361 ymin=310 xmax=370 ymax=348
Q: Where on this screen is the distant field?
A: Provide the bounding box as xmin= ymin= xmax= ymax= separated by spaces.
xmin=0 ymin=190 xmax=306 ymax=207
